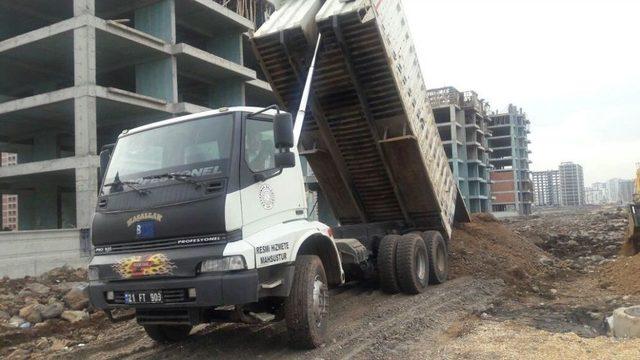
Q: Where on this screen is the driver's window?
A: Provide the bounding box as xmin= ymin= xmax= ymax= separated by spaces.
xmin=245 ymin=118 xmax=275 ymax=173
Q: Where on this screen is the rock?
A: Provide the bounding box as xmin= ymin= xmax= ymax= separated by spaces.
xmin=566 ymin=240 xmax=579 ymax=247
xmin=0 ymin=310 xmax=10 ymax=321
xmin=54 ymin=281 xmax=85 ymax=293
xmin=590 ymin=255 xmax=605 ymax=262
xmin=18 ymin=303 xmax=45 ymax=324
xmin=50 ymin=339 xmax=70 ymax=351
xmin=64 ymin=284 xmax=89 ymax=310
xmin=9 ymin=316 xmax=26 ymax=327
xmin=6 ymin=348 xmax=31 ymax=360
xmin=538 ymin=256 xmax=553 ymax=266
xmin=61 ymin=310 xmax=89 ymax=323
xmin=19 ymin=322 xmax=32 ymax=329
xmin=24 ymin=283 xmax=50 ymax=295
xmin=550 ymin=288 xmax=558 ymax=295
xmin=41 ymin=302 xmax=64 ymax=320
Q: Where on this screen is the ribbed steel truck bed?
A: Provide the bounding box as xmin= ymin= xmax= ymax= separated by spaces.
xmin=252 ymin=0 xmax=468 ymax=237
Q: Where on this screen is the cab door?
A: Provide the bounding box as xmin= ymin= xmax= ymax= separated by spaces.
xmin=239 ymin=113 xmax=307 ymax=238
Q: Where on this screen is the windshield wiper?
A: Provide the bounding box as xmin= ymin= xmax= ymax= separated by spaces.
xmin=103 ymin=180 xmax=149 ymax=196
xmin=142 ymin=173 xmax=202 ymax=189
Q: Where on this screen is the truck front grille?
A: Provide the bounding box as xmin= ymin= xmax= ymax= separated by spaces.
xmin=93 ymin=230 xmax=241 ymax=255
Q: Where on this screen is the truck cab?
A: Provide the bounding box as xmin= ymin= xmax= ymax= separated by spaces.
xmin=88 ymin=107 xmax=344 ymax=348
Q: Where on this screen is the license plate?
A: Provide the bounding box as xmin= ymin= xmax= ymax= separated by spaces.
xmin=124 ymin=290 xmax=163 ymax=304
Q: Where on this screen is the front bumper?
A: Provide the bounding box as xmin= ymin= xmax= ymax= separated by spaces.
xmin=89 ymin=270 xmax=259 ymax=310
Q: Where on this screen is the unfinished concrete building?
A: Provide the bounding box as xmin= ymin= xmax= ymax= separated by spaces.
xmin=558 ymin=162 xmax=585 ymax=206
xmin=427 ymin=87 xmax=492 ymax=213
xmin=532 ymin=170 xmax=559 ymax=207
xmin=0 ymin=0 xmax=276 ymax=277
xmin=488 ymin=104 xmax=533 ymax=216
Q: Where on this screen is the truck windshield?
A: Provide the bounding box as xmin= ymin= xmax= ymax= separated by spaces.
xmin=102 ymin=114 xmax=233 ymax=195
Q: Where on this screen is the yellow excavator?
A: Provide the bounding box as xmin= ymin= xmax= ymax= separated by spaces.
xmin=621 ymin=164 xmax=640 ymax=256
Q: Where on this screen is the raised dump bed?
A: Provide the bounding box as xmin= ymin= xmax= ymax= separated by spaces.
xmin=252 ymin=0 xmax=467 ymax=237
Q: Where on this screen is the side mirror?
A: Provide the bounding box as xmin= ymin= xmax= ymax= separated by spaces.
xmin=275 ymin=152 xmax=296 ymax=169
xmin=99 ymin=144 xmax=114 ymax=185
xmin=273 ymin=113 xmax=294 ymax=149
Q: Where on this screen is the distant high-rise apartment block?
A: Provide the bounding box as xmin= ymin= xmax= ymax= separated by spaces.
xmin=558 ymin=162 xmax=585 ymax=206
xmin=585 ymin=182 xmax=608 ymax=205
xmin=605 ymin=178 xmax=635 ymax=204
xmin=532 ymin=170 xmax=560 ymax=206
xmin=488 ymin=105 xmax=533 ymax=216
xmin=1 ymin=153 xmax=18 ymax=230
xmin=427 ymin=87 xmax=493 ymax=213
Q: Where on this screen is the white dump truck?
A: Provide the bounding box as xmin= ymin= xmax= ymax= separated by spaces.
xmin=88 ymin=0 xmax=468 ymax=349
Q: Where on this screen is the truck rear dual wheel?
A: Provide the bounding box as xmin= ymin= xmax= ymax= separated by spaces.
xmin=377 ymin=233 xmax=430 ymax=294
xmin=143 ymin=324 xmax=192 ymax=343
xmin=285 ymin=255 xmax=329 ymax=349
xmin=395 ymin=233 xmax=429 ymax=294
xmin=422 ymin=231 xmax=449 ymax=284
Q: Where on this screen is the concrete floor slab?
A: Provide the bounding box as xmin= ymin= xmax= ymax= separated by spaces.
xmin=174 ymin=43 xmax=256 ymax=82
xmin=0 ymin=155 xmax=98 ymax=180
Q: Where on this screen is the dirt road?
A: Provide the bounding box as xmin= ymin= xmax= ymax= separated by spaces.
xmin=58 ymin=277 xmax=503 ymax=360
xmin=6 ymin=207 xmax=640 ymax=359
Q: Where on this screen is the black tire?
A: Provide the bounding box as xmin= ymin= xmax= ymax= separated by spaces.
xmin=285 ymin=255 xmax=329 ymax=349
xmin=422 ymin=231 xmax=449 ymax=284
xmin=396 ymin=233 xmax=429 ymax=294
xmin=377 ymin=235 xmax=401 ymax=294
xmin=143 ymin=324 xmax=192 ymax=343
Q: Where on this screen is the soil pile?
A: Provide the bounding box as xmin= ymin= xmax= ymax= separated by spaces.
xmin=450 ymin=213 xmax=553 ymax=290
xmin=599 ymin=254 xmax=640 ymax=295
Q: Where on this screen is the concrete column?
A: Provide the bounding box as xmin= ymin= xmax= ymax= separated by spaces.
xmin=74 ymin=96 xmax=97 ymax=157
xmin=74 ymin=26 xmax=96 ymax=87
xmin=208 ymin=81 xmax=246 ymax=109
xmin=74 ymin=21 xmax=97 ymax=155
xmin=74 ymin=0 xmax=95 ymax=16
xmin=207 ymin=31 xmax=243 ymax=65
xmin=74 ymin=21 xmax=98 ymax=229
xmin=135 ymin=58 xmax=178 ymax=102
xmin=449 ymin=106 xmax=459 ymax=180
xmin=76 ymin=166 xmax=97 ymax=229
xmin=135 ymin=0 xmax=176 ymax=43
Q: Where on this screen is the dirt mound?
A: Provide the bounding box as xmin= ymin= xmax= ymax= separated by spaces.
xmin=599 ymin=254 xmax=640 ymax=295
xmin=450 ymin=214 xmax=553 ymax=290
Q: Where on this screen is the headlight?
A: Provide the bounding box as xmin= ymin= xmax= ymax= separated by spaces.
xmin=88 ymin=266 xmax=100 ymax=281
xmin=200 ymin=256 xmax=246 ymax=273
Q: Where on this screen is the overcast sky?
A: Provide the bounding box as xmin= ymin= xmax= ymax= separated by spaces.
xmin=403 ymin=0 xmax=640 ymax=185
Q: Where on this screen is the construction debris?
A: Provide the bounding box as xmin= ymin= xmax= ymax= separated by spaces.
xmin=505 ymin=207 xmax=628 ymax=272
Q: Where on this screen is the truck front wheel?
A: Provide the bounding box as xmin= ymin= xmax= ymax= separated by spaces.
xmin=143 ymin=324 xmax=192 ymax=343
xmin=285 ymin=255 xmax=329 ymax=349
